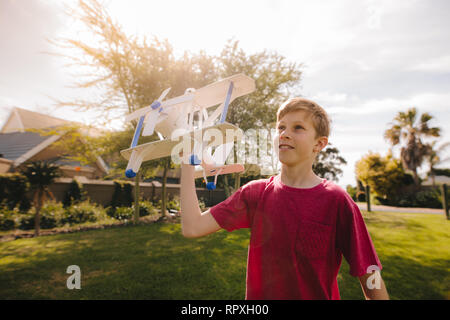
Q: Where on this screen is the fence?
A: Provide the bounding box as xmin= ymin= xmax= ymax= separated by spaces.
xmin=48 ymin=177 xmax=227 ymax=208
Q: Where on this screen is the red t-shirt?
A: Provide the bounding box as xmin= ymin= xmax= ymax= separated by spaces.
xmin=210 ymin=175 xmax=382 ymax=300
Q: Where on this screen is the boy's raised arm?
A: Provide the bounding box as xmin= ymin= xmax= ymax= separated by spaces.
xmin=180 ymin=163 xmax=221 ymax=238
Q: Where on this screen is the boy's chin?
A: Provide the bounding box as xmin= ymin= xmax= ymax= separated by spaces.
xmin=279 ymin=158 xmax=298 ymax=167
xmin=279 ymin=155 xmax=312 ymax=167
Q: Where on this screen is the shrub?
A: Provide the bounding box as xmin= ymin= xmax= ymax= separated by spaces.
xmin=40 ymin=201 xmax=66 ymax=229
xmin=167 ymin=197 xmax=180 ymax=211
xmin=109 ymin=207 xmax=134 ymax=221
xmin=137 ymin=201 xmax=157 ymax=217
xmin=356 ymin=191 xmax=366 ymax=202
xmin=0 ymin=173 xmax=31 ymax=211
xmin=122 ymin=183 xmax=133 ymax=207
xmin=18 ymin=213 xmax=35 ymax=230
xmin=64 ymin=201 xmax=107 ymax=224
xmin=0 ymin=208 xmax=17 ymax=231
xmin=393 ymin=188 xmax=443 ymax=208
xmin=63 ymin=179 xmax=86 ymax=207
xmin=110 ymin=181 xmax=134 ymax=209
xmin=346 ymin=185 xmax=357 ymax=201
xmin=24 ymin=201 xmax=66 ymax=229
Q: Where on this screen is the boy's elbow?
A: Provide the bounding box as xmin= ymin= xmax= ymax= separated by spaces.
xmin=181 ymin=226 xmax=200 ymax=239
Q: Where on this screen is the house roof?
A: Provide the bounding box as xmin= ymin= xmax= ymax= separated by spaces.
xmin=0 ymin=107 xmax=108 ymax=173
xmin=0 ymin=131 xmax=55 ymax=161
xmin=1 ymin=107 xmax=72 ymax=133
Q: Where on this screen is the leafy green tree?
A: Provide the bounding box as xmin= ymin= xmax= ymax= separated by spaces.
xmin=217 ymin=40 xmax=302 ymax=192
xmin=384 ymin=108 xmax=441 ymax=186
xmin=21 ymin=161 xmax=61 ymax=236
xmin=355 ymin=152 xmax=413 ymax=203
xmin=51 ymin=0 xmax=217 ymax=222
xmin=313 ymin=144 xmax=347 ymax=182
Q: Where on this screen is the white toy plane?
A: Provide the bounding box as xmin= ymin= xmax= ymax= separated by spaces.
xmin=120 ymin=74 xmax=255 ymax=190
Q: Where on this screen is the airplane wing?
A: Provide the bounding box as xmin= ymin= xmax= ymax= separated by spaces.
xmin=125 ymin=92 xmax=194 ymax=123
xmin=193 ymin=74 xmax=255 ymax=109
xmin=120 ymin=122 xmax=240 ymax=162
xmin=193 ymin=163 xmax=244 ymax=179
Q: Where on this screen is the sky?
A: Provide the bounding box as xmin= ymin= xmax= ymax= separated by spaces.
xmin=0 ymin=0 xmax=449 ymax=188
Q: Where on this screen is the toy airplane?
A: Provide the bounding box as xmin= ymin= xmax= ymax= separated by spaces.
xmin=120 ymin=74 xmax=255 ymax=190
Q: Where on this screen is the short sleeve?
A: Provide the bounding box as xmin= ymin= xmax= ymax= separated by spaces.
xmin=210 ymin=180 xmax=262 ymax=232
xmin=336 ymin=194 xmax=382 ymax=277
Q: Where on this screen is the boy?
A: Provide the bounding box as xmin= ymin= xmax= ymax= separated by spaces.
xmin=180 ymin=97 xmax=389 ymax=300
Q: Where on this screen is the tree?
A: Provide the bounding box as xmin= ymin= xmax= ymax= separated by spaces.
xmin=52 ymin=0 xmax=215 ymax=222
xmin=384 ymin=107 xmax=441 ymax=186
xmin=313 ymin=144 xmax=347 ymax=182
xmin=217 ymin=40 xmax=302 ymax=192
xmin=21 ymin=161 xmax=60 ymax=236
xmin=355 ymin=152 xmax=413 ymax=203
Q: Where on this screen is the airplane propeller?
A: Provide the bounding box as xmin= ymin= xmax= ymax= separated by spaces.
xmin=142 ymin=87 xmax=171 ymax=136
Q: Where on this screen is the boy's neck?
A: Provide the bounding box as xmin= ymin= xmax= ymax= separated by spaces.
xmin=280 ymin=163 xmax=323 ymax=189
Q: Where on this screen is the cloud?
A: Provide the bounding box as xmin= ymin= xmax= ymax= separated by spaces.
xmin=408 ymin=55 xmax=450 ymax=73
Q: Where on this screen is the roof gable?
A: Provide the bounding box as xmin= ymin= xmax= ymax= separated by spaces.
xmin=1 ymin=107 xmax=70 ymax=133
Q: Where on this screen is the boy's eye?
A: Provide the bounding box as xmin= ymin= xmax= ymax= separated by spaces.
xmin=295 ymin=125 xmax=304 ymax=130
xmin=277 ymin=126 xmax=285 ymax=131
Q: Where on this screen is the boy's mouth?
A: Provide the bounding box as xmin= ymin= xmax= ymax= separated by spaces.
xmin=279 ymin=144 xmax=294 ymax=150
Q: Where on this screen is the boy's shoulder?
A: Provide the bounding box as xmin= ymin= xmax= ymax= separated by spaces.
xmin=241 ymin=176 xmax=354 ymax=204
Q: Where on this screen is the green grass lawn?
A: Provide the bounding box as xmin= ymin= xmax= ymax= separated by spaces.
xmin=0 ymin=211 xmax=449 ymax=300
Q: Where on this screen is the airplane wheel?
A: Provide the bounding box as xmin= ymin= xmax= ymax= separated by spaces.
xmin=206 ymin=182 xmax=216 ymax=190
xmin=125 ymin=169 xmax=136 ymax=178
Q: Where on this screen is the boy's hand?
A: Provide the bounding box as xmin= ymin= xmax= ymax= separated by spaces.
xmin=180 ymin=162 xmax=221 ymax=238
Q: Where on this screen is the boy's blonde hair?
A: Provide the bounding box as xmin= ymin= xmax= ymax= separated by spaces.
xmin=277 ymin=97 xmax=331 ymax=138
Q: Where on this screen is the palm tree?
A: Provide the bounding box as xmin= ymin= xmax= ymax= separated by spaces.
xmin=21 ymin=161 xmax=60 ymax=236
xmin=384 ymin=108 xmax=441 ymax=187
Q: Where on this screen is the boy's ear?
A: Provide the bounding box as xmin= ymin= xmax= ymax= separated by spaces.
xmin=314 ymin=136 xmax=328 ymax=153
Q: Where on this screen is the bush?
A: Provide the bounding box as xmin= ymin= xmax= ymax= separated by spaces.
xmin=107 ymin=206 xmax=134 ymax=221
xmin=167 ymin=198 xmax=180 ymax=211
xmin=40 ymin=201 xmax=66 ymax=229
xmin=356 ymin=191 xmax=366 ymax=202
xmin=64 ymin=201 xmax=107 ymax=225
xmin=18 ymin=213 xmax=35 ymax=230
xmin=137 ymin=201 xmax=158 ymax=217
xmin=0 ymin=173 xmax=31 ymax=211
xmin=110 ymin=181 xmax=134 ymax=209
xmin=346 ymin=185 xmax=357 ymax=201
xmin=0 ymin=209 xmax=17 ymax=231
xmin=391 ymin=188 xmax=444 ymax=208
xmin=63 ymin=179 xmax=86 ymax=207
xmin=23 ymin=201 xmax=66 ymax=229
xmin=198 ymin=197 xmax=207 ymax=211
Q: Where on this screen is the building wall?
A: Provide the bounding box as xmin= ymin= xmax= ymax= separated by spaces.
xmin=48 ymin=178 xmax=227 ymax=208
xmin=0 ymin=158 xmax=12 ymax=173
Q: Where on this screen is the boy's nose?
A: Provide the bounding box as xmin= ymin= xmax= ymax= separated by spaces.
xmin=280 ymin=130 xmax=290 ymax=140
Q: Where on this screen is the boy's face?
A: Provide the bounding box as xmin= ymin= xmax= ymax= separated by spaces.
xmin=275 ymin=110 xmax=327 ymax=167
